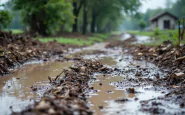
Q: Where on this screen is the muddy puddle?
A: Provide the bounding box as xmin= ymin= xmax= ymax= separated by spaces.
xmin=84 ymin=54 xmax=167 ymax=115
xmin=0 ymin=61 xmax=73 ymax=115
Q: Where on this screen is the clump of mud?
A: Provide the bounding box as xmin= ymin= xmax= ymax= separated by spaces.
xmin=13 ymin=59 xmax=112 ymax=115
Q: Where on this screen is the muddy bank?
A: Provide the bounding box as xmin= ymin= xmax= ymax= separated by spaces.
xmin=0 ymin=31 xmax=78 ymax=75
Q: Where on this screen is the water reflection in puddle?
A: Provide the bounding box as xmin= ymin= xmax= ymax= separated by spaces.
xmin=0 ymin=61 xmax=73 ymax=115
xmin=88 ymin=75 xmax=125 ymax=115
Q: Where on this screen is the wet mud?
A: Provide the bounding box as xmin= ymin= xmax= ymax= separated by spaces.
xmin=1 ymin=32 xmax=185 ymax=115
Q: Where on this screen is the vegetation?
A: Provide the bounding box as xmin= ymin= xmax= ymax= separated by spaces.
xmin=4 ymin=29 xmax=24 ymax=34
xmin=128 ymin=29 xmax=184 ymax=45
xmin=11 ymin=0 xmax=141 ymax=36
xmin=13 ymin=0 xmax=73 ymax=35
xmin=38 ymin=33 xmax=110 ymax=46
xmin=0 ymin=9 xmax=12 ymax=30
xmin=138 ymin=20 xmax=146 ymax=31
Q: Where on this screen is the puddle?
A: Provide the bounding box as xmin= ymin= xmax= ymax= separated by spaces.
xmin=0 ymin=61 xmax=73 ymax=115
xmin=86 ymin=55 xmax=166 ymax=115
xmin=88 ymin=75 xmax=125 ymax=115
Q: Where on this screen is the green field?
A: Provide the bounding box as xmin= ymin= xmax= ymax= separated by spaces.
xmin=38 ymin=33 xmax=111 ymax=46
xmin=127 ymin=29 xmax=185 ymax=46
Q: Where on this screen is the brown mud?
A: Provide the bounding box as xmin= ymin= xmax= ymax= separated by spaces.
xmin=0 ymin=31 xmax=78 ymax=75
xmin=1 ymin=32 xmax=185 ymax=115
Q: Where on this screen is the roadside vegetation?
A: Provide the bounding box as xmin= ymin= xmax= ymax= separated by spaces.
xmin=3 ymin=29 xmax=24 ymax=34
xmin=38 ymin=33 xmax=111 ymax=46
xmin=128 ymin=29 xmax=185 ymax=46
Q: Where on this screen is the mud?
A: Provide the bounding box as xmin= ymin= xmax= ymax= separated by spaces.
xmin=0 ymin=61 xmax=73 ymax=114
xmin=0 ymin=31 xmax=78 ymax=75
xmin=1 ymin=32 xmax=185 ymax=115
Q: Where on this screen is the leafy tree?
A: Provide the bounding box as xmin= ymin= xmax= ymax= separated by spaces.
xmin=88 ymin=0 xmax=141 ymax=33
xmin=138 ymin=20 xmax=146 ymax=31
xmin=0 ymin=10 xmax=12 ymax=30
xmin=14 ymin=0 xmax=73 ymax=35
xmin=72 ymin=0 xmax=84 ymax=32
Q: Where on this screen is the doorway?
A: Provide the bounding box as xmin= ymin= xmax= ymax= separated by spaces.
xmin=164 ymin=20 xmax=170 ymax=29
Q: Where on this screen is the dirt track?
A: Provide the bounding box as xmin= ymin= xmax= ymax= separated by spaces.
xmin=1 ymin=32 xmax=185 ymax=115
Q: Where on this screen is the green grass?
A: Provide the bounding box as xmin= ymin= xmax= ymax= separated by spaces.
xmin=127 ymin=29 xmax=184 ymax=46
xmin=3 ymin=29 xmax=24 ymax=34
xmin=38 ymin=33 xmax=110 ymax=46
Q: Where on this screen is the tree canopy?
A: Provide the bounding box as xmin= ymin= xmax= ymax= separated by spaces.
xmin=4 ymin=0 xmax=142 ymax=35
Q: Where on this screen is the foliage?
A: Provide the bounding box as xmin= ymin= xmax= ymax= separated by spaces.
xmin=14 ymin=0 xmax=73 ymax=35
xmin=138 ymin=20 xmax=146 ymax=31
xmin=128 ymin=29 xmax=184 ymax=46
xmin=38 ymin=33 xmax=110 ymax=46
xmin=0 ymin=10 xmax=12 ymax=30
xmin=154 ymin=27 xmax=160 ymax=35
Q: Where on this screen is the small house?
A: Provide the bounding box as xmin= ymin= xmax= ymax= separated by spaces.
xmin=150 ymin=12 xmax=178 ymax=30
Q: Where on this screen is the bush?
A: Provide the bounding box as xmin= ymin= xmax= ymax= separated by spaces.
xmin=0 ymin=10 xmax=12 ymax=30
xmin=154 ymin=27 xmax=159 ymax=35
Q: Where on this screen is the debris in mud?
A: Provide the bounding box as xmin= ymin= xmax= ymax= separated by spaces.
xmin=115 ymin=98 xmax=129 ymax=103
xmin=98 ymin=105 xmax=104 ymax=109
xmin=13 ymin=59 xmax=112 ymax=115
xmin=126 ymin=88 xmax=135 ymax=93
xmin=107 ymin=34 xmax=185 ymax=114
xmin=0 ymin=31 xmax=78 ymax=76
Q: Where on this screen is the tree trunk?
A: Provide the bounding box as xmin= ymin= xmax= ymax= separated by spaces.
xmin=72 ymin=1 xmax=78 ymax=32
xmin=91 ymin=9 xmax=96 ymax=33
xmin=82 ymin=0 xmax=87 ymax=35
xmin=72 ymin=0 xmax=83 ymax=33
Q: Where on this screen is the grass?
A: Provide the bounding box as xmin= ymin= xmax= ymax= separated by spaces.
xmin=3 ymin=29 xmax=24 ymax=34
xmin=127 ymin=29 xmax=185 ymax=46
xmin=38 ymin=33 xmax=111 ymax=46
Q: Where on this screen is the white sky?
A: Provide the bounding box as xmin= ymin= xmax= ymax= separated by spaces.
xmin=0 ymin=0 xmax=8 ymax=4
xmin=140 ymin=0 xmax=167 ymax=12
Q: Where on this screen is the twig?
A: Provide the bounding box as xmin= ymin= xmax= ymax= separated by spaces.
xmin=174 ymin=56 xmax=185 ymax=62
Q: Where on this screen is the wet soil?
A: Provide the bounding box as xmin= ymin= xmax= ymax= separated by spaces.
xmin=0 ymin=61 xmax=73 ymax=114
xmin=1 ymin=32 xmax=185 ymax=115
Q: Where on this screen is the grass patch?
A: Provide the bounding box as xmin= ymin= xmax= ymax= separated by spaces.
xmin=38 ymin=33 xmax=111 ymax=46
xmin=3 ymin=29 xmax=24 ymax=34
xmin=127 ymin=29 xmax=185 ymax=46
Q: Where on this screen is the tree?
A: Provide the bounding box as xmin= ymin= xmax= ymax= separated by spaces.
xmin=72 ymin=0 xmax=84 ymax=32
xmin=138 ymin=20 xmax=146 ymax=31
xmin=82 ymin=0 xmax=87 ymax=34
xmin=14 ymin=0 xmax=73 ymax=36
xmin=0 ymin=4 xmax=12 ymax=30
xmin=88 ymin=0 xmax=141 ymax=33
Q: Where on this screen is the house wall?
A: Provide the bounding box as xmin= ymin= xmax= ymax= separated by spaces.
xmin=151 ymin=15 xmax=177 ymax=30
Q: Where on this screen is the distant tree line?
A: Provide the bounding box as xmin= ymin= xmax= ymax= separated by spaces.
xmin=0 ymin=0 xmax=141 ymax=36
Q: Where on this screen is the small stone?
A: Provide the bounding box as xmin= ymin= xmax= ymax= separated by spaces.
xmin=174 ymin=72 xmax=185 ymax=79
xmin=99 ymin=83 xmax=103 ymax=86
xmin=126 ymin=88 xmax=135 ymax=93
xmin=80 ymin=66 xmax=86 ymax=72
xmin=36 ymin=101 xmax=50 ymax=110
xmin=98 ymin=105 xmax=103 ymax=109
xmin=137 ymin=53 xmax=143 ymax=56
xmin=48 ymin=108 xmax=56 ymax=114
xmin=180 ymin=103 xmax=184 ymax=108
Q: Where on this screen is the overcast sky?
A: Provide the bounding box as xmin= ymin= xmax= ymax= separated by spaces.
xmin=140 ymin=0 xmax=167 ymax=12
xmin=0 ymin=0 xmax=175 ymax=13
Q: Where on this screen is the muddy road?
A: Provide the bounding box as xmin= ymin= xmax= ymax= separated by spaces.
xmin=1 ymin=33 xmax=185 ymax=115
